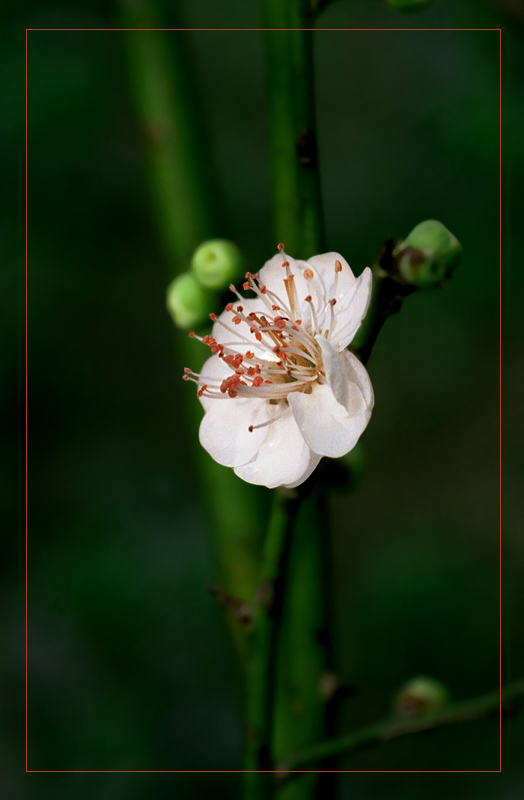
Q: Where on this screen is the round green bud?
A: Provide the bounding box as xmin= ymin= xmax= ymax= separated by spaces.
xmin=397 ymin=246 xmax=446 ymax=288
xmin=166 ymin=272 xmax=211 ymax=329
xmin=191 ymin=239 xmax=245 ymax=290
xmin=396 ymin=220 xmax=462 ymax=288
xmin=386 ymin=0 xmax=433 ymax=12
xmin=393 ymin=675 xmax=450 ymax=717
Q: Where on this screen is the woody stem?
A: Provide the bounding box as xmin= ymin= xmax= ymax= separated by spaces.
xmin=243 ymin=491 xmax=302 ymax=797
xmin=255 ymin=4 xmax=335 ymax=800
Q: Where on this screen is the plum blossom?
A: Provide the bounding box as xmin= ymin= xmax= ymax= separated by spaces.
xmin=183 ymin=245 xmax=374 ymax=489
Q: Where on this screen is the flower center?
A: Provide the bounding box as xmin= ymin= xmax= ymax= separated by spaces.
xmin=183 ymin=246 xmax=341 ymax=430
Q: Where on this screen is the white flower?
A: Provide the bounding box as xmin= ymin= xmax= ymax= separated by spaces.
xmin=183 ymin=246 xmax=374 ymax=489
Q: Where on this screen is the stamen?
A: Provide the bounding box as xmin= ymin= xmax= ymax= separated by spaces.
xmin=248 ymin=407 xmax=288 ymax=432
xmin=305 ymin=295 xmax=319 ymax=332
xmin=332 ymin=259 xmax=342 ymax=300
xmin=284 ymin=275 xmax=297 ymax=318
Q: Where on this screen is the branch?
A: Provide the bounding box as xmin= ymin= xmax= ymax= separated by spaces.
xmin=120 ymin=1 xmax=266 ymax=633
xmin=243 ymin=491 xmax=301 ymax=797
xmin=350 ymin=220 xmax=462 ymax=364
xmin=276 ymin=678 xmax=524 ymax=783
xmin=261 ymin=0 xmax=326 ymax=258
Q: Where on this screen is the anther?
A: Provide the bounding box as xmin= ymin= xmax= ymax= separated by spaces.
xmin=329 ymin=298 xmax=337 ymax=306
xmin=335 ymin=260 xmax=342 ymax=272
xmin=225 ymin=303 xmax=234 ymax=312
xmin=304 ymin=268 xmax=314 ymax=280
xmin=278 ymin=243 xmax=285 ymax=251
xmin=209 ymin=313 xmax=217 ymax=321
xmin=305 ymin=295 xmax=312 ymax=302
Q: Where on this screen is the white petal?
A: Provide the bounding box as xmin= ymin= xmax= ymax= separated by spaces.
xmin=199 ymin=397 xmax=270 ymax=467
xmin=317 ymin=337 xmax=373 ymax=416
xmin=341 ymin=349 xmax=374 ymax=411
xmin=283 ymin=451 xmax=322 ymax=489
xmin=316 ymin=336 xmax=352 ymax=408
xmin=233 ymin=405 xmax=312 ymax=489
xmin=305 ymin=252 xmax=355 ymax=304
xmin=288 ymin=381 xmax=369 ymax=459
xmin=329 ymin=267 xmax=372 ymax=351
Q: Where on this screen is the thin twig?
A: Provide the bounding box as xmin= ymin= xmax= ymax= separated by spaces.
xmin=275 ymin=678 xmax=524 ymax=784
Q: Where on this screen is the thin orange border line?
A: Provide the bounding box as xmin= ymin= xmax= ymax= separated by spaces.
xmin=25 ymin=24 xmax=29 ymax=777
xmin=499 ymin=26 xmax=502 ymax=774
xmin=25 ymin=27 xmax=501 ymax=31
xmin=25 ymin=25 xmax=503 ymax=775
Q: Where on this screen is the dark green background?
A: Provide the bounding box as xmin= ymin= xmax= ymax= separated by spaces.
xmin=6 ymin=0 xmax=522 ymax=797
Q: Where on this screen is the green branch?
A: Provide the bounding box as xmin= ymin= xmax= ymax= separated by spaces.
xmin=260 ymin=4 xmax=335 ymax=799
xmin=276 ymin=678 xmax=524 ymax=783
xmin=120 ymin=1 xmax=266 ymax=634
xmin=120 ymin=0 xmax=221 ymax=271
xmin=262 ymin=0 xmax=325 ymax=258
xmin=243 ymin=492 xmax=301 ymax=798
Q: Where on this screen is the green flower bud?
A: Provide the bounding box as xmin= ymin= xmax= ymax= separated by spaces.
xmin=396 ymin=220 xmax=462 ymax=288
xmin=386 ymin=0 xmax=433 ymax=12
xmin=393 ymin=675 xmax=450 ymax=717
xmin=191 ymin=239 xmax=245 ymax=290
xmin=166 ymin=272 xmax=211 ymax=329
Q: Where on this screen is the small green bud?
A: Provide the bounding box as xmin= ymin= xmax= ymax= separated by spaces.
xmin=396 ymin=220 xmax=462 ymax=288
xmin=166 ymin=272 xmax=211 ymax=329
xmin=385 ymin=0 xmax=433 ymax=12
xmin=191 ymin=239 xmax=245 ymax=290
xmin=393 ymin=675 xmax=450 ymax=718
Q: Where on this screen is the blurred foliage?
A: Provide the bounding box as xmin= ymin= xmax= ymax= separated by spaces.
xmin=5 ymin=0 xmax=523 ymax=797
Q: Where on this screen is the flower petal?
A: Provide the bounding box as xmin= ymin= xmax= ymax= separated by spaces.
xmin=329 ymin=267 xmax=372 ymax=351
xmin=317 ymin=337 xmax=373 ymax=415
xmin=233 ymin=405 xmax=312 ymax=489
xmin=305 ymin=252 xmax=355 ymax=305
xmin=199 ymin=396 xmax=271 ymax=467
xmin=341 ymin=349 xmax=374 ymax=411
xmin=284 ymin=451 xmax=322 ymax=489
xmin=288 ymin=379 xmax=369 ymax=459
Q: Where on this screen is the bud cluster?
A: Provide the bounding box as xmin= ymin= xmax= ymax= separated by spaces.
xmin=166 ymin=239 xmax=245 ymax=329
